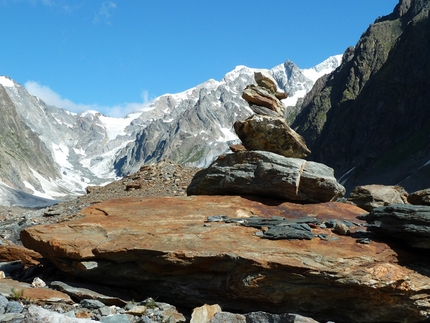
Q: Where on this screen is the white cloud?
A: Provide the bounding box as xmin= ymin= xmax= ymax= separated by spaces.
xmin=24 ymin=81 xmax=152 ymax=118
xmin=93 ymin=1 xmax=117 ymax=24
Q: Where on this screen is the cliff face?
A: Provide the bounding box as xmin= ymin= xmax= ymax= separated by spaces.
xmin=292 ymin=0 xmax=430 ymax=192
xmin=0 ymin=84 xmax=59 ymax=193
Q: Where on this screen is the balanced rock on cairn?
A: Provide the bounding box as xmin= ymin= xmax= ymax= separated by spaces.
xmin=187 ymin=71 xmax=345 ymax=203
xmin=235 ymin=70 xmax=311 ymax=158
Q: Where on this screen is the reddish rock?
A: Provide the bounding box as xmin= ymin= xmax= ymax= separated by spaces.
xmin=20 ymin=195 xmax=430 ymax=322
xmin=242 ymin=85 xmax=286 ymax=116
xmin=0 ymin=279 xmax=72 ymax=304
xmin=229 ymin=144 xmax=246 ymax=152
xmin=0 ymin=245 xmax=42 ymax=267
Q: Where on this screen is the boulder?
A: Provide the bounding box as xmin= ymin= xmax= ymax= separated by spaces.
xmin=359 ymin=204 xmax=430 ymax=249
xmin=19 ymin=195 xmax=430 ymax=322
xmin=187 ymin=151 xmax=344 ymax=203
xmin=242 ymin=85 xmax=285 ymax=116
xmin=234 ymin=115 xmax=311 ymax=158
xmin=190 ymin=304 xmax=222 ymax=323
xmin=408 ymin=188 xmax=430 ymax=205
xmin=347 ymin=184 xmax=408 ymax=211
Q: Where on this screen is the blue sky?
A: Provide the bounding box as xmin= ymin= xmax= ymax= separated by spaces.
xmin=1 ymin=0 xmax=399 ymax=117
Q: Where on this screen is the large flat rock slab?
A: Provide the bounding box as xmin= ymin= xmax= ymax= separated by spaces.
xmin=20 ymin=195 xmax=430 ymax=323
xmin=187 ymin=151 xmax=345 ymax=203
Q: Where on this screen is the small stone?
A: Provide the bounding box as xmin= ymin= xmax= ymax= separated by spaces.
xmin=333 ymin=221 xmax=349 ymax=235
xmin=229 ymin=144 xmax=247 ymax=152
xmin=5 ymin=301 xmax=23 ymax=314
xmin=31 ymin=277 xmax=46 ymax=288
xmin=191 ymin=304 xmax=222 ymax=323
xmin=125 ymin=305 xmax=147 ymax=315
xmin=100 ymin=314 xmax=131 ymax=323
xmin=0 ymin=295 xmax=8 ymax=311
xmin=99 ymin=305 xmax=116 ymax=316
xmin=206 ymin=215 xmax=228 ymax=222
xmin=357 ymin=238 xmax=372 ymax=244
xmin=0 ymin=271 xmax=5 ymax=279
xmin=75 ymin=309 xmax=92 ymax=318
xmin=80 ymin=299 xmax=105 ymax=309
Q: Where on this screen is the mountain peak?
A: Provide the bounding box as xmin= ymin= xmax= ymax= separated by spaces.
xmin=0 ymin=76 xmax=15 ymax=88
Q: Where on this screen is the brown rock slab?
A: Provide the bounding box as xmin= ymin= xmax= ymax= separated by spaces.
xmin=242 ymin=85 xmax=285 ymax=116
xmin=20 ymin=195 xmax=430 ymax=322
xmin=50 ymin=281 xmax=129 ymax=306
xmin=0 ymin=245 xmax=42 ymax=267
xmin=234 ymin=114 xmax=311 ymax=158
xmin=0 ymin=278 xmax=72 ymax=304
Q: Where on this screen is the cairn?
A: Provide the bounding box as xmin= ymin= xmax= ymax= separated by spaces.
xmin=234 ymin=70 xmax=311 ymax=158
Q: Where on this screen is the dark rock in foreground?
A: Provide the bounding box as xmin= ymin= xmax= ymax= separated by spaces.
xmin=359 ymin=204 xmax=430 ymax=249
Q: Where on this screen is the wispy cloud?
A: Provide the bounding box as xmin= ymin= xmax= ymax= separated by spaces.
xmin=25 ymin=81 xmax=152 ymax=118
xmin=93 ymin=1 xmax=117 ymax=24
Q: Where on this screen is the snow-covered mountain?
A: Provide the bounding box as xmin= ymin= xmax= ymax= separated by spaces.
xmin=0 ymin=55 xmax=341 ymax=206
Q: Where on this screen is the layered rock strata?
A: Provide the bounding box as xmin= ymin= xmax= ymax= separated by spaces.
xmin=187 ymin=150 xmax=345 ymax=203
xmin=359 ymin=204 xmax=430 ymax=249
xmin=20 ymin=196 xmax=430 ymax=322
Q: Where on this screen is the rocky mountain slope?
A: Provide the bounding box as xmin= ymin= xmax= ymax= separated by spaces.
xmin=0 ymin=57 xmax=340 ymax=206
xmin=113 ymin=56 xmax=341 ymax=177
xmin=292 ymin=0 xmax=430 ymax=192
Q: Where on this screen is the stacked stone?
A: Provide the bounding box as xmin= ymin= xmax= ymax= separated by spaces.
xmin=187 ymin=70 xmax=346 ymax=203
xmin=233 ymin=70 xmax=311 ymax=158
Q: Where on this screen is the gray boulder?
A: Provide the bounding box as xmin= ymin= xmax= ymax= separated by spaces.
xmin=359 ymin=204 xmax=430 ymax=249
xmin=347 ymin=184 xmax=408 ymax=211
xmin=408 ymin=188 xmax=430 ymax=206
xmin=187 ymin=151 xmax=345 ymax=203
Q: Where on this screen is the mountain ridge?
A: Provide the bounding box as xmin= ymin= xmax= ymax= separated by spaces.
xmin=0 ymin=56 xmax=341 ymax=206
xmin=292 ymin=0 xmax=430 ymax=192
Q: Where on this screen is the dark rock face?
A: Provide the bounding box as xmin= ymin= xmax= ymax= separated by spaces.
xmin=292 ymin=0 xmax=430 ymax=192
xmin=187 ymin=150 xmax=345 ymax=203
xmin=359 ymin=204 xmax=430 ymax=249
